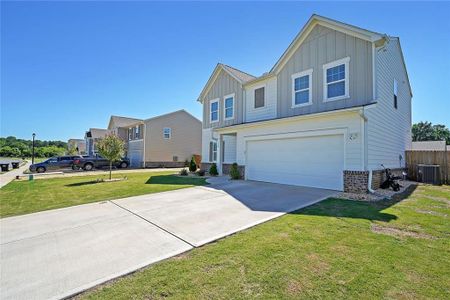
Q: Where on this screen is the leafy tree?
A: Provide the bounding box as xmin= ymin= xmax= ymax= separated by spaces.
xmin=0 ymin=146 xmax=14 ymax=157
xmin=412 ymin=122 xmax=450 ymax=144
xmin=96 ymin=134 xmax=125 ymax=180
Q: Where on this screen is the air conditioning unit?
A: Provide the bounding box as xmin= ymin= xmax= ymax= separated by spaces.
xmin=417 ymin=164 xmax=441 ymax=185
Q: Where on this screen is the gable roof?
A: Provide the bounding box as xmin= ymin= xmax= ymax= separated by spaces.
xmin=197 ymin=63 xmax=256 ymax=102
xmin=270 ymin=14 xmax=384 ymax=74
xmin=108 ymin=115 xmax=143 ymax=130
xmin=86 ymin=128 xmax=109 ymax=139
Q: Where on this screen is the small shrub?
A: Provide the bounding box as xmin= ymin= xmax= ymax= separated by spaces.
xmin=179 ymin=168 xmax=188 ymax=176
xmin=209 ymin=163 xmax=218 ymax=176
xmin=189 ymin=156 xmax=197 ymax=172
xmin=229 ymin=163 xmax=241 ymax=180
xmin=197 ymin=169 xmax=205 ymax=177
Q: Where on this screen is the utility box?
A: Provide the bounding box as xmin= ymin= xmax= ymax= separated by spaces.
xmin=417 ymin=164 xmax=441 ymax=185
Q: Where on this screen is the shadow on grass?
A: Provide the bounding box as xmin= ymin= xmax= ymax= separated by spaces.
xmin=146 ymin=175 xmax=207 ymax=186
xmin=294 ymin=184 xmax=418 ymax=222
xmin=65 ymin=180 xmax=102 ymax=187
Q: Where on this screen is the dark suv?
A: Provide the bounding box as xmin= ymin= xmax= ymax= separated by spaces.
xmin=29 ymin=155 xmax=83 ymax=173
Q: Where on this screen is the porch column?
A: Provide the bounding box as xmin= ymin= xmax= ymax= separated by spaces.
xmin=218 ymin=134 xmax=224 ymax=175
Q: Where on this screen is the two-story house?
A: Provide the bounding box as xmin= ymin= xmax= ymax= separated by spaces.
xmin=198 ymin=14 xmax=412 ymax=193
xmin=85 ymin=128 xmax=109 ymax=156
xmin=107 ymin=110 xmax=202 ymax=168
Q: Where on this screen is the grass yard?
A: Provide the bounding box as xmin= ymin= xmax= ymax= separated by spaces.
xmin=80 ymin=184 xmax=450 ymax=299
xmin=0 ymin=172 xmax=207 ymax=218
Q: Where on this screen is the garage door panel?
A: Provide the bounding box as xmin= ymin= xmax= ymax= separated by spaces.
xmin=246 ymin=134 xmax=344 ymax=190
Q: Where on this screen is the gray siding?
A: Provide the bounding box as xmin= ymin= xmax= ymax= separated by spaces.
xmin=366 ymin=38 xmax=412 ymax=170
xmin=277 ymin=25 xmax=374 ymax=118
xmin=202 ymin=70 xmax=243 ymax=129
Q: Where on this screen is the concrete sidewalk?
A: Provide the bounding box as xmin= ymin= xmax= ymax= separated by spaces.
xmin=0 ymin=161 xmax=29 ymax=189
xmin=0 ymin=180 xmax=336 ymax=299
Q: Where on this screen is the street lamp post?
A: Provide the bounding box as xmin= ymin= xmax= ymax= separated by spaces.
xmin=32 ymin=133 xmax=36 ymax=164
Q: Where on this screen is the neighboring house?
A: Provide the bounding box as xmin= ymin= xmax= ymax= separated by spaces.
xmin=67 ymin=139 xmax=86 ymax=155
xmin=85 ymin=128 xmax=109 ymax=156
xmin=411 ymin=141 xmax=448 ymax=151
xmin=198 ymin=14 xmax=412 ymax=193
xmin=108 ymin=110 xmax=202 ymax=168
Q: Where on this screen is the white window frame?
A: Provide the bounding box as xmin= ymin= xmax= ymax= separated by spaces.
xmin=291 ymin=68 xmax=313 ymax=108
xmin=253 ymin=84 xmax=266 ymax=109
xmin=135 ymin=125 xmax=140 ymax=139
xmin=210 ymin=140 xmax=217 ymax=162
xmin=393 ymin=78 xmax=398 ymax=109
xmin=210 ymin=98 xmax=219 ymax=123
xmin=323 ymin=56 xmax=350 ymax=102
xmin=128 ymin=128 xmax=132 ymax=140
xmin=163 ymin=127 xmax=171 ymax=139
xmin=223 ymin=93 xmax=235 ymax=121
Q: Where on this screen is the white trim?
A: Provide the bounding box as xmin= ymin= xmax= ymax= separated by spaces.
xmin=252 ymin=84 xmax=266 ymax=110
xmin=163 ymin=127 xmax=172 ymax=139
xmin=372 ymin=43 xmax=377 ymax=101
xmin=223 ymin=93 xmax=235 ymax=121
xmin=210 ymin=98 xmax=219 ymax=123
xmin=323 ymin=57 xmax=350 ymax=102
xmin=291 ymin=68 xmax=313 ymax=108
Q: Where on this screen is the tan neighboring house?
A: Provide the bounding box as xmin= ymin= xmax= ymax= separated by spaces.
xmin=67 ymin=139 xmax=86 ymax=155
xmin=107 ymin=110 xmax=202 ymax=168
xmin=85 ymin=128 xmax=109 ymax=156
xmin=411 ymin=141 xmax=448 ymax=151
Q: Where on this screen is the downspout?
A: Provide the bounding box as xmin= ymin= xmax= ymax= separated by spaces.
xmin=359 ymin=107 xmax=375 ymax=193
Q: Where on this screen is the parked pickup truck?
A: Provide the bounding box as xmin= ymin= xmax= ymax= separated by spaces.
xmin=29 ymin=155 xmax=83 ymax=173
xmin=72 ymin=155 xmax=130 ymax=171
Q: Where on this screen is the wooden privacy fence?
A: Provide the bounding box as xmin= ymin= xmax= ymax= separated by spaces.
xmin=405 ymin=150 xmax=449 ymax=184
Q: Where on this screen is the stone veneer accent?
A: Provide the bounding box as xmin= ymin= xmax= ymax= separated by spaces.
xmin=145 ymin=161 xmax=186 ymax=168
xmin=222 ymin=163 xmax=245 ymax=179
xmin=343 ymin=170 xmax=369 ymax=193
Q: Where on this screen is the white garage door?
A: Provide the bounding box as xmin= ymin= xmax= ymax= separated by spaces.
xmin=246 ymin=134 xmax=344 ymax=190
xmin=129 ymin=150 xmax=143 ymax=168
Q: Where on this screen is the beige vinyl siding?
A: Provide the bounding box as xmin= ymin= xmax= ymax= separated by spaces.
xmin=277 ymin=24 xmax=374 ymax=118
xmin=145 ymin=111 xmax=202 ymax=162
xmin=366 ymin=38 xmax=412 ymax=170
xmin=202 ymin=70 xmax=243 ymax=129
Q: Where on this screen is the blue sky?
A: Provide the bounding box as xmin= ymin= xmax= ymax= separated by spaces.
xmin=1 ymin=1 xmax=449 ymax=141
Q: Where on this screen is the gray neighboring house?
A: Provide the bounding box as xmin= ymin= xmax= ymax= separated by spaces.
xmin=107 ymin=110 xmax=202 ymax=168
xmin=411 ymin=141 xmax=448 ymax=151
xmin=85 ymin=128 xmax=109 ymax=156
xmin=198 ymin=14 xmax=412 ymax=193
xmin=67 ymin=139 xmax=86 ymax=155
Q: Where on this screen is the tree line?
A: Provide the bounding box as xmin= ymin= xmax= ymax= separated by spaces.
xmin=412 ymin=122 xmax=450 ymax=144
xmin=0 ymin=136 xmax=67 ymax=158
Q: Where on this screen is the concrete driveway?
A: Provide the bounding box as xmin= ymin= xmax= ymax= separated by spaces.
xmin=0 ymin=179 xmax=336 ymax=300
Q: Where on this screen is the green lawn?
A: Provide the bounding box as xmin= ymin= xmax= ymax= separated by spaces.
xmin=81 ymin=184 xmax=450 ymax=299
xmin=0 ymin=172 xmax=207 ymax=218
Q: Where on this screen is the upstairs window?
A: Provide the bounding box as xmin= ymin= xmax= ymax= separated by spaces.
xmin=210 ymin=99 xmax=219 ymax=123
xmin=163 ymin=127 xmax=171 ymax=139
xmin=128 ymin=128 xmax=133 ymax=140
xmin=323 ymin=57 xmax=349 ymax=101
xmin=254 ymin=87 xmax=265 ymax=108
xmin=393 ymin=79 xmax=398 ymax=109
xmin=224 ymin=94 xmax=234 ymax=120
xmin=135 ymin=125 xmax=140 ymax=139
xmin=292 ymin=69 xmax=313 ymax=107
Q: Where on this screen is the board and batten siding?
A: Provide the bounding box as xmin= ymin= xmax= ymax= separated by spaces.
xmin=202 ymin=70 xmax=243 ymax=129
xmin=366 ymin=38 xmax=412 ymax=170
xmin=145 ymin=111 xmax=202 ymax=162
xmin=244 ymin=77 xmax=278 ymax=122
xmin=277 ymin=24 xmax=374 ymax=118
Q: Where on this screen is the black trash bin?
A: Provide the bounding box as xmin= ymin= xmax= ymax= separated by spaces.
xmin=0 ymin=163 xmax=9 ymax=172
xmin=11 ymin=162 xmax=20 ymax=169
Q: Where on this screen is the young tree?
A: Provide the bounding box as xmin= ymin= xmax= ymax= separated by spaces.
xmin=96 ymin=134 xmax=125 ymax=180
xmin=189 ymin=156 xmax=197 ymax=172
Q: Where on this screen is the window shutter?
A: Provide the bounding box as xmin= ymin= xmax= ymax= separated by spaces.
xmin=209 ymin=142 xmax=213 ymax=162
